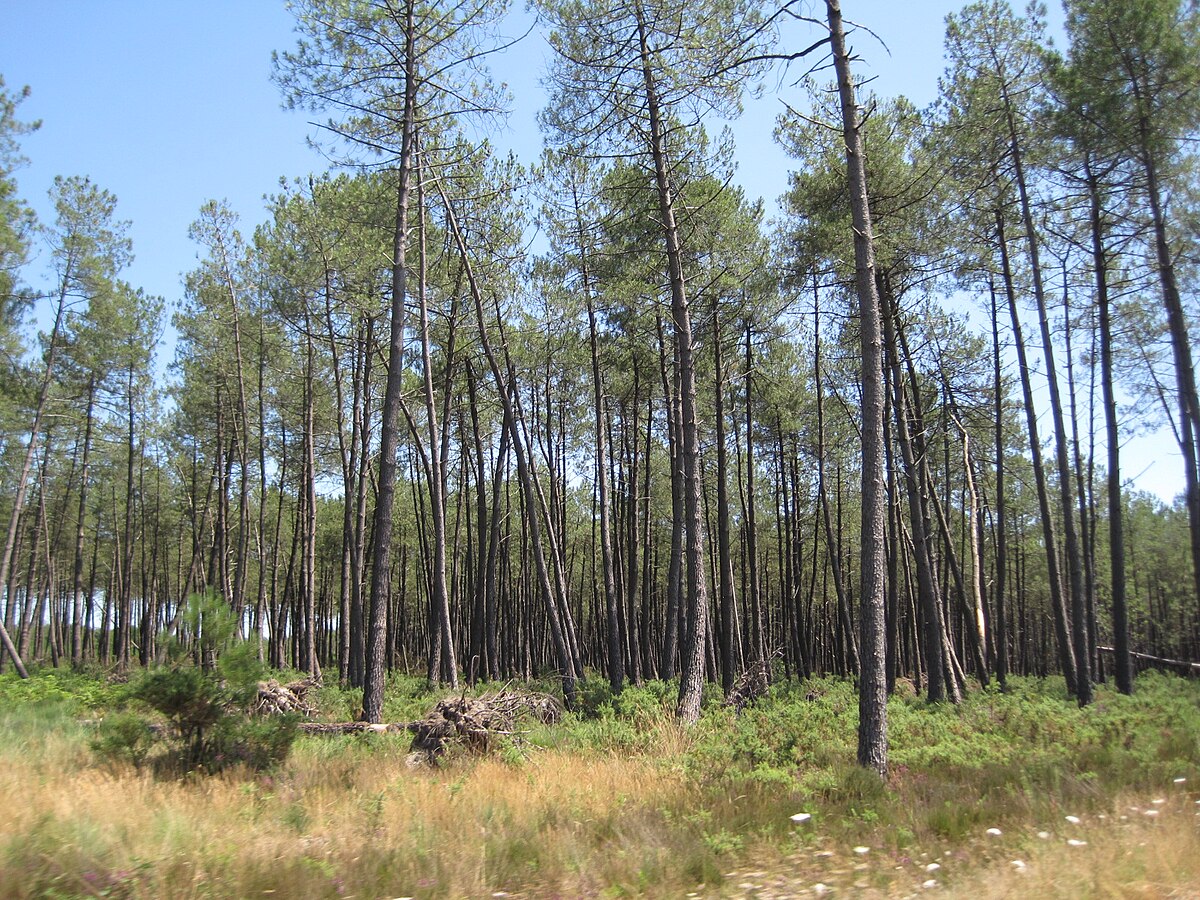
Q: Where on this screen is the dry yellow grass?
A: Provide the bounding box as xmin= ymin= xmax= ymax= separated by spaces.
xmin=2 ymin=678 xmax=1197 ymax=899
xmin=0 ymin=723 xmax=713 ymax=898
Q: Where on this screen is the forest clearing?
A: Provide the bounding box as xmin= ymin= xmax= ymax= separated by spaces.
xmin=0 ymin=667 xmax=1197 ymax=898
xmin=3 ymin=0 xmax=1200 ymax=894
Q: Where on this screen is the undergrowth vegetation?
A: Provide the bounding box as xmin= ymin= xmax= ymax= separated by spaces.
xmin=0 ymin=668 xmax=1196 ymax=898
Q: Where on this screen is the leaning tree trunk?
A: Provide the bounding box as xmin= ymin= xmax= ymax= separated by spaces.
xmin=0 ymin=251 xmax=74 ymax=679
xmin=433 ymin=167 xmax=579 ymax=710
xmin=995 ymin=206 xmax=1077 ymax=694
xmin=883 ymin=299 xmax=946 ymax=703
xmin=1138 ymin=134 xmax=1200 ymax=618
xmin=1003 ymin=97 xmax=1091 ymax=705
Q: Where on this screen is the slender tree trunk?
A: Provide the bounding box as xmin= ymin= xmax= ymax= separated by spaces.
xmin=1002 ymin=96 xmax=1091 ymax=705
xmin=1085 ymin=160 xmax=1133 ymax=694
xmin=814 ymin=289 xmax=859 ymax=676
xmin=829 ymin=0 xmax=887 ymax=777
xmin=713 ymin=303 xmax=738 ymax=695
xmin=995 ymin=207 xmax=1077 ymax=693
xmin=633 ymin=7 xmax=709 ymax=722
xmin=1064 ymin=284 xmax=1098 ymax=681
xmin=362 ymin=0 xmax=417 ymax=723
xmin=744 ymin=320 xmax=764 ymax=666
xmin=990 ymin=279 xmax=1009 ymax=690
xmin=581 ymin=236 xmax=623 ymax=690
xmin=656 ymin=313 xmax=683 ymax=678
xmin=415 ymin=153 xmax=457 ymax=689
xmin=301 ymin=309 xmax=320 ymax=676
xmin=71 ymin=380 xmax=96 ymax=668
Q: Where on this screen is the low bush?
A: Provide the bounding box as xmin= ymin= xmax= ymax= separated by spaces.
xmin=90 ymin=664 xmax=296 ymax=776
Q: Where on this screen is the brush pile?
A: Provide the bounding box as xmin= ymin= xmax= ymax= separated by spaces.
xmin=252 ymin=676 xmax=318 ymax=717
xmin=726 ymin=657 xmax=773 ymax=713
xmin=408 ymin=688 xmax=562 ymax=760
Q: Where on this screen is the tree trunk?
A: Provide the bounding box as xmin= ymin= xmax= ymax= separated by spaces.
xmin=71 ymin=379 xmax=96 ymax=668
xmin=829 ymin=0 xmax=888 ymax=777
xmin=713 ymin=303 xmax=738 ymax=695
xmin=1085 ymin=160 xmax=1133 ymax=694
xmin=1002 ymin=95 xmax=1091 ymax=705
xmin=634 ymin=6 xmax=709 ymax=723
xmin=363 ymin=0 xmax=417 ymax=722
xmin=990 ymin=279 xmax=1009 ymax=690
xmin=995 ymin=206 xmax=1077 ymax=693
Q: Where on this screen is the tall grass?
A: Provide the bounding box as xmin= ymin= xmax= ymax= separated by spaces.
xmin=0 ymin=670 xmax=1195 ymax=898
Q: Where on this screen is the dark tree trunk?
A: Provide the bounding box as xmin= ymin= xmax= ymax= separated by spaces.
xmin=363 ymin=2 xmax=417 ymax=722
xmin=829 ymin=0 xmax=888 ymax=777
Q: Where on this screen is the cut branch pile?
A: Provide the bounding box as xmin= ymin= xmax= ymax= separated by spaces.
xmin=726 ymin=656 xmax=775 ymax=713
xmin=253 ymin=676 xmax=319 ymax=717
xmin=408 ymin=688 xmax=562 ymax=760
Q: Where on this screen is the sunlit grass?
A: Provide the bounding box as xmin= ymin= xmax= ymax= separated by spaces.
xmin=0 ymin=670 xmax=1196 ymax=898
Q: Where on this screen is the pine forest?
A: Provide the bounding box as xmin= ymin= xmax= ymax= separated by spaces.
xmin=1 ymin=3 xmax=1200 ymax=893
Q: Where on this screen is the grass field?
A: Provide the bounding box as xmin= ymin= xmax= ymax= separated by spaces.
xmin=0 ymin=668 xmax=1196 ymax=898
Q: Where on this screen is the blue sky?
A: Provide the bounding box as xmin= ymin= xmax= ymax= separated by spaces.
xmin=2 ymin=1 xmax=992 ymax=303
xmin=1 ymin=1 xmax=1184 ymax=501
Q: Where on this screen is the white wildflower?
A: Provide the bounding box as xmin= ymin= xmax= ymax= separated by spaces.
xmin=790 ymin=813 xmax=813 ymax=824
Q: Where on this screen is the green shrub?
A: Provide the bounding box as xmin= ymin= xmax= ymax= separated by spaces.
xmin=207 ymin=714 xmax=298 ymax=772
xmin=113 ymin=664 xmax=295 ymax=775
xmin=91 ymin=711 xmax=155 ymax=769
xmin=130 ymin=666 xmax=225 ymax=767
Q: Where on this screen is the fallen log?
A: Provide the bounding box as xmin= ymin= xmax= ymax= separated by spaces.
xmin=1098 ymin=646 xmax=1200 ymax=674
xmin=298 ymin=721 xmax=413 ymax=735
xmin=294 ymin=687 xmax=562 ymax=754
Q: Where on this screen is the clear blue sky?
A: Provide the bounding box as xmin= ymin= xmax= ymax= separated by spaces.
xmin=1 ymin=1 xmax=1183 ymax=501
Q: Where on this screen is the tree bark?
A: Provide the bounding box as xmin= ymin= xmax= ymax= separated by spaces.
xmin=634 ymin=6 xmax=710 ymax=723
xmin=995 ymin=206 xmax=1078 ymax=693
xmin=828 ymin=0 xmax=887 ymax=777
xmin=362 ymin=0 xmax=417 ymax=722
xmin=1085 ymin=160 xmax=1133 ymax=694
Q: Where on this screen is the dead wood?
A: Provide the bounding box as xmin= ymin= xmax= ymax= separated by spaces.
xmin=253 ymin=675 xmax=319 ymax=717
xmin=291 ymin=686 xmax=562 ymax=759
xmin=408 ymin=687 xmax=562 ymax=761
xmin=298 ymin=721 xmax=409 ymax=735
xmin=726 ymin=654 xmax=778 ymax=713
xmin=1099 ymin=646 xmax=1200 ymax=675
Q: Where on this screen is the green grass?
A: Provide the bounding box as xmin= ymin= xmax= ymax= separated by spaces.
xmin=0 ymin=667 xmax=1196 ymax=897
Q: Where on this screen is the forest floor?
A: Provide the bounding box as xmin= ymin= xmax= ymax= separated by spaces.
xmin=0 ymin=668 xmax=1197 ymax=898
